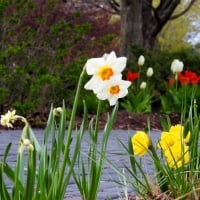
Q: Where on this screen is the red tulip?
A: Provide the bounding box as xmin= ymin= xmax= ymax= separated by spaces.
xmin=167 ymin=77 xmax=176 ymax=88
xmin=126 ymin=70 xmax=139 ymax=82
xmin=178 ymin=70 xmax=200 ymax=85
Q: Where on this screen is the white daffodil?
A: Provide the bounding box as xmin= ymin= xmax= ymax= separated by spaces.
xmin=146 ymin=67 xmax=153 ymax=77
xmin=84 ymin=51 xmax=127 ymax=93
xmin=1 ymin=114 xmax=12 ymax=127
xmin=1 ymin=110 xmax=16 ymax=128
xmin=53 ymin=107 xmax=62 ymax=117
xmin=171 ymin=59 xmax=184 ymax=74
xmin=138 ymin=55 xmax=145 ymax=66
xmin=140 ymin=81 xmax=147 ymax=89
xmin=96 ymin=77 xmax=131 ymax=106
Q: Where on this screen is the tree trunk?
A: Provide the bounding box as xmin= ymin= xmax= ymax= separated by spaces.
xmin=119 ymin=0 xmax=183 ymax=60
xmin=120 ymin=0 xmax=143 ymax=60
xmin=142 ymin=1 xmax=157 ymax=49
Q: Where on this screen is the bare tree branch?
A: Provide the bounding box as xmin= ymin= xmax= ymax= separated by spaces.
xmin=106 ymin=0 xmax=120 ymax=13
xmin=155 ymin=0 xmax=180 ymax=25
xmin=170 ymin=0 xmax=197 ymax=20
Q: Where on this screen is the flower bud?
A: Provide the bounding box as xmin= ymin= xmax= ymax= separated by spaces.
xmin=28 ymin=143 xmax=34 ymax=152
xmin=146 ymin=67 xmax=153 ymax=77
xmin=140 ymin=81 xmax=147 ymax=89
xmin=171 ymin=59 xmax=184 ymax=74
xmin=132 ymin=131 xmax=151 ymax=156
xmin=138 ymin=55 xmax=145 ymax=66
xmin=23 ymin=138 xmax=31 ymax=146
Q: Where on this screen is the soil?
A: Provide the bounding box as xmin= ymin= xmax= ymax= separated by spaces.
xmin=74 ymin=110 xmax=181 ymax=131
xmin=0 ymin=110 xmax=180 ymax=131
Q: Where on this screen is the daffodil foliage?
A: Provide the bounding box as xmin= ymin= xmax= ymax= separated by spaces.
xmin=123 ymin=100 xmax=200 ymax=199
xmin=0 ymin=51 xmax=130 ymax=200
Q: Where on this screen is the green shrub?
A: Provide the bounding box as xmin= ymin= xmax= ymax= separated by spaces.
xmin=0 ymin=0 xmax=92 ymax=116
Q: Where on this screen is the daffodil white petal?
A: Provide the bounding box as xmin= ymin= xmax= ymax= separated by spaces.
xmin=84 ymin=74 xmax=122 ymax=94
xmin=108 ymin=96 xmax=118 ymax=106
xmin=106 ymin=52 xmax=126 ymax=73
xmin=113 ymin=57 xmax=127 ymax=72
xmin=105 ymin=51 xmax=116 ymax=63
xmin=118 ymin=89 xmax=128 ymax=98
xmin=96 ymin=77 xmax=131 ymax=106
xmin=86 ymin=58 xmax=104 ymax=75
xmin=96 ymin=92 xmax=107 ymax=100
xmin=105 ymin=51 xmax=119 ymax=68
xmin=84 ymin=76 xmax=97 ymax=90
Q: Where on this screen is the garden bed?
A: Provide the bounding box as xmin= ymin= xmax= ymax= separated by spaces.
xmin=0 ymin=110 xmax=181 ymax=131
xmin=74 ymin=110 xmax=181 ymax=130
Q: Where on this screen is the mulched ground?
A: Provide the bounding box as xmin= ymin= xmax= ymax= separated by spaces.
xmin=0 ymin=110 xmax=181 ymax=131
xmin=74 ymin=110 xmax=181 ymax=131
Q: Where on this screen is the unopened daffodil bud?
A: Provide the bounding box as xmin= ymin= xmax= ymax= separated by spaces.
xmin=131 ymin=131 xmax=151 ymax=156
xmin=28 ymin=143 xmax=34 ymax=152
xmin=23 ymin=138 xmax=31 ymax=146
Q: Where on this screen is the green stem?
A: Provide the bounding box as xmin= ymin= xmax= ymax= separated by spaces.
xmin=56 ymin=68 xmax=86 ymax=196
xmin=175 ymin=73 xmax=178 ymax=91
xmin=137 ymin=66 xmax=141 ymax=92
xmin=94 ymin=99 xmax=101 ymax=143
xmin=88 ymin=100 xmax=101 ymax=200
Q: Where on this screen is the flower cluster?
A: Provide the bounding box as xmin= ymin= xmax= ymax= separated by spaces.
xmin=1 ymin=110 xmax=34 ymax=153
xmin=178 ymin=70 xmax=200 ymax=85
xmin=132 ymin=124 xmax=190 ymax=169
xmin=122 ymin=55 xmax=154 ymax=113
xmin=158 ymin=124 xmax=190 ymax=169
xmin=1 ymin=110 xmax=16 ymax=128
xmin=168 ymin=58 xmax=200 ymax=86
xmin=53 ymin=107 xmax=63 ymax=117
xmin=84 ymin=51 xmax=131 ymax=106
xmin=168 ymin=70 xmax=200 ymax=87
xmin=126 ymin=55 xmax=154 ymax=89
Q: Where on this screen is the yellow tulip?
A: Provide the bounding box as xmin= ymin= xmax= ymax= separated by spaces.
xmin=131 ymin=131 xmax=151 ymax=157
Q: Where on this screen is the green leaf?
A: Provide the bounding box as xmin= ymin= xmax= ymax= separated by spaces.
xmin=3 ymin=143 xmax=12 ymax=163
xmin=0 ymin=163 xmax=11 ymax=200
xmin=24 ymin=149 xmax=36 ymax=199
xmin=28 ymin=127 xmax=41 ymax=153
xmin=160 ymin=115 xmax=171 ymax=131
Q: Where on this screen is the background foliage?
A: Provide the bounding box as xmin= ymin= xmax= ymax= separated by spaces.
xmin=0 ymin=0 xmax=118 ymax=117
xmin=1 ymin=0 xmax=200 ymax=123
